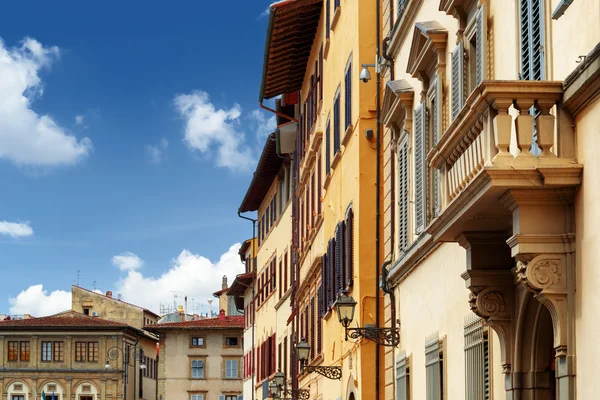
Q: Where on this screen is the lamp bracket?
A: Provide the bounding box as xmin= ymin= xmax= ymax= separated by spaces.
xmin=303 ymin=365 xmax=342 ymax=380
xmin=345 ymin=326 xmax=400 ymax=347
xmin=281 ymin=388 xmax=310 ymax=400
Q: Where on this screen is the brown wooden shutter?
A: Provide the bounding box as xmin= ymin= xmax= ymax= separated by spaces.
xmin=310 ymin=296 xmax=316 ymax=360
xmin=311 ymin=173 xmax=315 ymax=226
xmin=317 ymin=285 xmax=323 ymax=354
xmin=317 ymin=155 xmax=322 ymax=215
xmin=345 ymin=207 xmax=354 ymax=289
xmin=320 ymin=254 xmax=327 ymax=315
xmin=335 ymin=222 xmax=345 ymax=296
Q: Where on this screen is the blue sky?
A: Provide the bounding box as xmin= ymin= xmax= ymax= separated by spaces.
xmin=0 ymin=1 xmax=275 ymax=316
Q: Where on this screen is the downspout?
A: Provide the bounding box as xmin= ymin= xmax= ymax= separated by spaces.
xmin=237 ymin=212 xmax=257 ymax=400
xmin=375 ymin=0 xmax=382 ymax=398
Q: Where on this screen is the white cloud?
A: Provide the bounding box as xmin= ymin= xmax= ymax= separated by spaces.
xmin=8 ymin=285 xmax=71 ymax=316
xmin=113 ymin=243 xmax=244 ymax=314
xmin=174 ymin=91 xmax=255 ymax=172
xmin=74 ymin=115 xmax=84 ymax=125
xmin=112 ymin=251 xmax=144 ymax=271
xmin=250 ymin=109 xmax=277 ymax=142
xmin=146 ymin=138 xmax=169 ymax=164
xmin=0 ymin=221 xmax=33 ymax=238
xmin=0 ymin=37 xmax=92 ymax=166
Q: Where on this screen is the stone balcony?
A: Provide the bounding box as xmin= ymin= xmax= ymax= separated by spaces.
xmin=427 ymin=80 xmax=582 ymax=241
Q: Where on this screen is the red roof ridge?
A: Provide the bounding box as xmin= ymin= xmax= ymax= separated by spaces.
xmin=0 ymin=310 xmax=130 ymax=328
xmin=146 ymin=315 xmax=244 ymax=331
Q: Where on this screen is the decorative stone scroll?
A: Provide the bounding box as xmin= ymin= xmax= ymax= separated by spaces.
xmin=515 ymin=254 xmax=569 ymax=356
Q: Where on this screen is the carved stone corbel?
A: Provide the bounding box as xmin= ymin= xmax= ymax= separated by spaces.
xmin=515 ymin=253 xmax=569 ymax=356
xmin=468 ymin=285 xmax=514 ymax=373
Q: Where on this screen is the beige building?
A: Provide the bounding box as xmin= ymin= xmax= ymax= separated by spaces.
xmin=71 ymin=286 xmax=160 ymax=330
xmin=146 ymin=311 xmax=244 ymax=400
xmin=237 ymin=132 xmax=293 ymax=399
xmin=0 ymin=310 xmax=158 ymax=400
xmin=379 ymin=0 xmax=599 ymax=399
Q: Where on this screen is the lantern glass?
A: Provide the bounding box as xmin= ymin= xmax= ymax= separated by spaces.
xmin=268 ymin=379 xmax=280 ymax=397
xmin=334 ymin=294 xmax=357 ymax=328
xmin=274 ymin=370 xmax=285 ymax=387
xmin=295 ymin=339 xmax=311 ymax=363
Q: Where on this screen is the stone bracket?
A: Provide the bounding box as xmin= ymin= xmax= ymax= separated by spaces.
xmin=516 ymin=253 xmax=569 ymax=356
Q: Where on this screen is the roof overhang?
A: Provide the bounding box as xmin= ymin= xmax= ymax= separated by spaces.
xmin=259 ymin=0 xmax=323 ymax=101
xmin=227 ymin=272 xmax=255 ymax=297
xmin=238 ymin=133 xmax=284 ymax=213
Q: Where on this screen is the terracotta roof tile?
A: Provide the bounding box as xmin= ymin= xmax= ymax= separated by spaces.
xmin=0 ymin=312 xmax=129 ymax=329
xmin=146 ymin=316 xmax=244 ymax=331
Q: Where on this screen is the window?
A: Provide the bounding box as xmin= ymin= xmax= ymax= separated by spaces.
xmin=191 ymin=395 xmax=205 ymax=400
xmin=75 ymin=342 xmax=97 ymax=362
xmin=465 ymin=314 xmax=490 ymax=400
xmin=226 ymin=337 xmax=239 ymax=347
xmin=427 ymin=79 xmax=442 ymax=218
xmin=425 ymin=335 xmax=444 ymax=400
xmin=226 ymin=359 xmax=239 ymax=378
xmin=83 ymin=308 xmax=90 ymax=315
xmin=520 ymin=0 xmax=544 ymax=80
xmin=344 ymin=57 xmax=352 ymax=131
xmin=334 ymin=221 xmax=345 ymax=297
xmin=333 ymin=91 xmax=341 ymax=155
xmin=344 ymin=206 xmax=354 ymax=289
xmin=19 ymin=342 xmax=30 ymax=361
xmin=192 ymin=337 xmax=205 ymax=347
xmin=191 ymin=359 xmax=205 ymax=378
xmin=396 ymin=352 xmax=410 ymax=400
xmin=326 ymin=0 xmax=331 ymax=38
xmin=54 ymin=342 xmax=64 ymax=362
xmin=222 ymin=396 xmax=239 ymax=400
xmin=88 ymin=342 xmax=98 ymax=362
xmin=41 ymin=342 xmax=53 ymax=361
xmin=413 ymin=103 xmax=427 ymax=234
xmin=8 ymin=341 xmax=18 ymax=361
xmin=397 ymin=135 xmax=409 ymax=252
xmin=12 ymin=396 xmax=24 ymax=400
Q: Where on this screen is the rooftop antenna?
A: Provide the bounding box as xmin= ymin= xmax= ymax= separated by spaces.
xmin=93 ymin=280 xmax=97 ymax=291
xmin=77 ymin=270 xmax=80 ymax=286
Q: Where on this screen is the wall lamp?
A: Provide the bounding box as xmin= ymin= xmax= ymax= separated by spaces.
xmin=334 ymin=293 xmax=400 ymax=347
xmin=268 ymin=371 xmax=309 ymax=400
xmin=295 ymin=339 xmax=342 ymax=380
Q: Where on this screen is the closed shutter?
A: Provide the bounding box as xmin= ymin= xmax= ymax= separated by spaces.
xmin=451 ymin=41 xmax=464 ymax=121
xmin=319 ymin=46 xmax=324 ymax=100
xmin=425 ymin=335 xmax=442 ymax=400
xmin=326 ymin=119 xmax=331 ymax=174
xmin=432 ymin=77 xmax=441 ymax=217
xmin=345 ymin=207 xmax=354 ymax=288
xmin=476 ymin=4 xmax=488 ymax=85
xmin=326 ymin=0 xmax=331 ymax=38
xmin=304 ymin=306 xmax=309 ymax=344
xmin=396 ymin=352 xmax=409 ymax=400
xmin=321 ymin=254 xmax=327 ymax=315
xmin=271 ymin=336 xmax=276 ymax=375
xmin=311 ymin=173 xmax=315 ymax=226
xmin=397 ymin=136 xmax=409 ymax=251
xmin=345 ymin=61 xmax=352 ymax=130
xmin=334 ymin=93 xmax=341 ymax=154
xmin=334 ymin=222 xmax=344 ymax=296
xmin=520 ymin=0 xmax=544 ymax=80
xmin=327 ymin=239 xmax=335 ymax=307
xmin=414 ymin=103 xmax=427 ymax=234
xmin=283 ymin=336 xmax=288 ymax=376
xmin=317 ymin=155 xmax=322 ymax=215
xmin=317 ymin=284 xmax=323 ymax=354
xmin=310 ymin=297 xmax=315 ymax=360
xmin=219 ymin=395 xmax=226 ymax=400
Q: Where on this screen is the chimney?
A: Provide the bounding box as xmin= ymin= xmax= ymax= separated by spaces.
xmin=118 ymin=293 xmax=122 ymax=300
xmin=219 ymin=309 xmax=225 ymax=320
xmin=222 ymin=275 xmax=228 ymax=290
xmin=106 ymin=291 xmax=113 ymax=298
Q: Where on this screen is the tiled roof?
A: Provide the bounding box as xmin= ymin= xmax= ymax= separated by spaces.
xmin=212 ymin=288 xmax=229 ymax=297
xmin=146 ymin=315 xmax=244 ymax=331
xmin=0 ymin=311 xmax=129 ymax=329
xmin=74 ymin=285 xmax=160 ymax=318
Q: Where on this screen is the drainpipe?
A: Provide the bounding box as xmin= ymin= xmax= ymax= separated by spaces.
xmin=237 ymin=212 xmax=257 ymax=400
xmin=375 ymin=0 xmax=382 ymax=397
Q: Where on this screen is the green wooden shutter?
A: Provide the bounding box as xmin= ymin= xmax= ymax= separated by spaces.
xmin=396 ymin=352 xmax=409 ymax=400
xmin=334 ymin=93 xmax=341 ymax=154
xmin=451 ymin=41 xmax=464 ymax=121
xmin=465 ymin=314 xmax=490 ymax=400
xmin=425 ymin=335 xmax=442 ymax=400
xmin=334 ymin=222 xmax=344 ymax=296
xmin=476 ymin=4 xmax=488 ymax=85
xmin=345 ymin=61 xmax=352 ymax=130
xmin=414 ymin=103 xmax=427 ymax=234
xmin=325 ymin=118 xmax=331 ymax=174
xmin=345 ymin=207 xmax=354 ymax=288
xmin=398 ymin=136 xmax=409 ymax=251
xmin=520 ymin=0 xmax=544 ymax=80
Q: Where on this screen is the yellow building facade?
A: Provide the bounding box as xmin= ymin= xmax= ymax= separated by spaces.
xmin=0 ymin=311 xmax=157 ymax=400
xmin=379 ymin=0 xmax=599 ymax=399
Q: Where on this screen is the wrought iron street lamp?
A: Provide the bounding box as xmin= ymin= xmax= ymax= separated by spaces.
xmin=334 ymin=293 xmax=400 ymax=347
xmin=105 ymin=344 xmax=146 ymax=400
xmin=268 ymin=371 xmax=309 ymax=400
xmin=295 ymin=339 xmax=342 ymax=380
